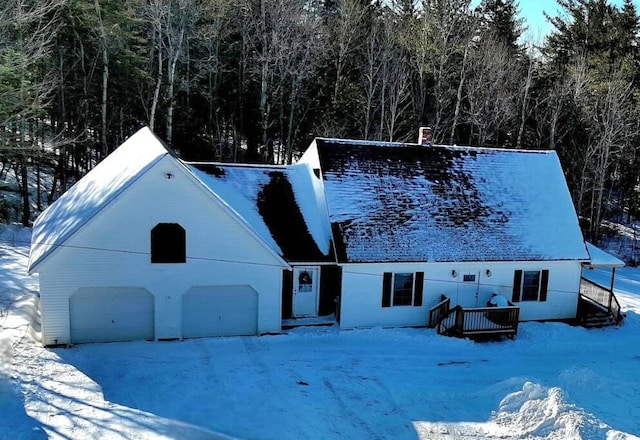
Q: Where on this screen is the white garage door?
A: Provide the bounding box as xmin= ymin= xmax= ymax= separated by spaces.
xmin=182 ymin=286 xmax=258 ymax=338
xmin=70 ymin=287 xmax=154 ymax=344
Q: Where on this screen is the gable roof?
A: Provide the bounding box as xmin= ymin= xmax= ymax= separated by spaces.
xmin=314 ymin=138 xmax=590 ymax=263
xmin=187 ymin=162 xmax=335 ymax=263
xmin=28 ymin=128 xmax=170 ymax=272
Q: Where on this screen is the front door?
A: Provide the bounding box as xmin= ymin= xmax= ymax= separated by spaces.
xmin=293 ymin=267 xmax=319 ymax=317
xmin=457 ymin=272 xmax=481 ymax=308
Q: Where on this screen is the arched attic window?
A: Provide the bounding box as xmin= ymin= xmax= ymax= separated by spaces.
xmin=151 ymin=223 xmax=186 ymax=263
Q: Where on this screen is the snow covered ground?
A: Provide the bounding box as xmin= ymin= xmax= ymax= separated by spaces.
xmin=1 ymin=225 xmax=640 ymax=439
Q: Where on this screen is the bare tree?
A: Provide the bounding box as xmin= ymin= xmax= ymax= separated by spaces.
xmin=0 ymin=0 xmax=60 ymax=225
xmin=382 ymin=21 xmax=412 ymax=142
xmin=331 ymin=0 xmax=367 ymax=102
xmin=463 ymin=35 xmax=518 ymax=146
xmin=94 ymin=0 xmax=109 ymax=157
xmin=410 ymin=0 xmax=474 ymax=143
xmin=194 ymin=0 xmax=232 ymax=159
xmin=582 ymin=66 xmax=636 ymax=241
xmin=146 ymin=0 xmax=197 ymax=145
xmin=359 ymin=17 xmax=383 ymax=140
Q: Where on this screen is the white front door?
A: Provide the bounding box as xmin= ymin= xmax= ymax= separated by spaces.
xmin=293 ymin=267 xmax=319 ymax=317
xmin=457 ymin=272 xmax=481 ymax=308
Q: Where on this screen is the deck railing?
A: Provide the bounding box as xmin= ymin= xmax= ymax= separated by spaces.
xmin=580 ymin=277 xmax=623 ymax=324
xmin=437 ymin=305 xmax=520 ymax=338
xmin=428 ymin=295 xmax=450 ymax=328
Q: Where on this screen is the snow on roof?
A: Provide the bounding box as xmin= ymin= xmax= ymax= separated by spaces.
xmin=187 ymin=162 xmax=334 ymax=263
xmin=585 ymin=242 xmax=625 ymax=268
xmin=28 ymin=128 xmax=169 ymax=272
xmin=315 ymin=138 xmax=590 ymax=263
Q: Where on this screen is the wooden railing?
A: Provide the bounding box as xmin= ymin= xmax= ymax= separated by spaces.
xmin=428 ymin=295 xmax=450 ymax=328
xmin=437 ymin=305 xmax=520 ymax=338
xmin=580 ymin=277 xmax=624 ymax=324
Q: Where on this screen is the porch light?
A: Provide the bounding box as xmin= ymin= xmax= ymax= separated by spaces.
xmin=451 ymin=270 xmax=457 ymax=278
xmin=486 ymin=270 xmax=492 ymax=277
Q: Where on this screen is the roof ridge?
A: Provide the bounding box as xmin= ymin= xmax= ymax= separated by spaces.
xmin=316 ymin=137 xmax=555 ymax=154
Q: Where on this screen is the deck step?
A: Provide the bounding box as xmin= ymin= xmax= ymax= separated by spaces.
xmin=282 ymin=315 xmax=337 ymax=330
xmin=578 ymin=294 xmax=622 ymax=328
xmin=582 ymin=313 xmax=618 ymax=328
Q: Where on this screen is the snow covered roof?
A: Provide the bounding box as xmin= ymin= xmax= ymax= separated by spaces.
xmin=28 ymin=128 xmax=170 ymax=272
xmin=584 ymin=242 xmax=625 ymax=268
xmin=314 ymin=138 xmax=590 ymax=263
xmin=187 ymin=162 xmax=334 ymax=263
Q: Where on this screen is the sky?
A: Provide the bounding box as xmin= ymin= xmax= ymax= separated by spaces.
xmin=473 ymin=0 xmax=640 ymax=44
xmin=2 ymin=225 xmax=640 ymax=439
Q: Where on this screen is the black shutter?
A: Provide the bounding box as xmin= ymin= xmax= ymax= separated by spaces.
xmin=414 ymin=272 xmax=424 ymax=306
xmin=382 ymin=272 xmax=392 ymax=307
xmin=512 ymin=270 xmax=522 ymax=303
xmin=539 ymin=270 xmax=549 ymax=302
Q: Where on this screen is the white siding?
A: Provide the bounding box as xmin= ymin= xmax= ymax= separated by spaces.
xmin=36 ymin=156 xmax=285 ymax=346
xmin=339 ymin=260 xmax=583 ymax=330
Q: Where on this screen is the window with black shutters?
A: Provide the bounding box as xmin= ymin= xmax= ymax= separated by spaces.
xmin=512 ymin=269 xmax=549 ymax=302
xmin=382 ymin=271 xmax=424 ymax=307
xmin=151 ymin=223 xmax=186 ymax=263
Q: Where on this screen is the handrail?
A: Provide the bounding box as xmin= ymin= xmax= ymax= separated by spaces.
xmin=437 ymin=305 xmax=460 ymax=335
xmin=456 ymin=307 xmax=519 ymax=334
xmin=580 ymin=277 xmax=624 ymax=324
xmin=437 ymin=305 xmax=519 ymax=337
xmin=611 ymin=294 xmax=623 ymax=324
xmin=428 ymin=295 xmax=450 ymax=328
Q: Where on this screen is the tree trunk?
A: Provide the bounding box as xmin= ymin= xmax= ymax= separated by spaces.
xmin=150 ymin=25 xmax=163 ymax=132
xmin=21 ymin=160 xmax=30 ymax=226
xmin=95 ymin=0 xmax=109 ymax=157
xmin=516 ymin=57 xmax=533 ymax=149
xmin=450 ymin=42 xmax=469 ymax=145
xmin=167 ymin=48 xmax=180 ymax=147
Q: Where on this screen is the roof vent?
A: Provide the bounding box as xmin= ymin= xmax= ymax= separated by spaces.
xmin=418 ymin=127 xmax=432 ymax=146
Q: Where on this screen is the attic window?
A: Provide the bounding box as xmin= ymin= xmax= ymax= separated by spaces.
xmin=463 ymin=274 xmax=476 ymax=282
xmin=151 ymin=223 xmax=186 ymax=263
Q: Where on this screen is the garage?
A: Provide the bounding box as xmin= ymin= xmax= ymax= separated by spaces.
xmin=69 ymin=287 xmax=155 ymax=344
xmin=182 ymin=286 xmax=258 ymax=338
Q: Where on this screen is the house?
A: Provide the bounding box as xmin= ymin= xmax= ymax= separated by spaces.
xmin=299 ymin=137 xmax=611 ymax=331
xmin=28 ymin=127 xmax=621 ymax=346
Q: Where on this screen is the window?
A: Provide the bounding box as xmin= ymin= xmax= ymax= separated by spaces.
xmin=298 ymin=270 xmax=313 ymax=292
xmin=463 ymin=274 xmax=476 ymax=282
xmin=151 ymin=223 xmax=186 ymax=263
xmin=512 ymin=269 xmax=549 ymax=302
xmin=382 ymin=272 xmax=424 ymax=307
xmin=393 ymin=273 xmax=414 ymax=306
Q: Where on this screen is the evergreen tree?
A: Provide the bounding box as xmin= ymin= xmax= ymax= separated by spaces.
xmin=476 ymin=0 xmax=524 ymax=55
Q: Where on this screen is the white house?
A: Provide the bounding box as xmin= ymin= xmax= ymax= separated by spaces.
xmin=28 ymin=127 xmax=620 ymax=346
xmin=298 ymin=137 xmax=608 ymax=330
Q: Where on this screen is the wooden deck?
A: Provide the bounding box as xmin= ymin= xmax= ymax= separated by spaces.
xmin=430 ymin=298 xmax=520 ymax=339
